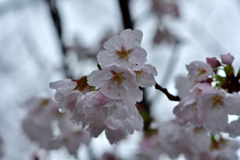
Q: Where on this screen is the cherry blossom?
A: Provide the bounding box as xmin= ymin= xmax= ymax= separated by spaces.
xmin=149 ymin=119 xmax=210 ymax=160
xmin=225 ymin=118 xmax=240 ymax=138
xmin=57 ymin=111 xmax=90 ymax=155
xmin=22 ymin=98 xmax=62 ymax=150
xmin=220 ymin=53 xmax=234 ymax=65
xmin=104 ymin=106 xmax=143 ymax=144
xmin=206 ymin=57 xmax=221 ymax=68
xmin=207 ymin=137 xmax=240 ymax=160
xmin=97 ymin=29 xmax=147 ymax=69
xmin=22 ymin=98 xmax=90 ymax=155
xmin=49 ymin=79 xmax=79 ymax=111
xmin=175 ymin=76 xmax=195 ymax=99
xmin=197 ymin=90 xmax=233 ymax=132
xmin=83 ymin=92 xmax=143 ymax=144
xmin=186 ymin=61 xmax=214 ymax=82
xmin=131 ymin=64 xmax=158 ymax=87
xmin=48 ymin=29 xmax=159 ymax=144
xmin=138 ymin=136 xmax=161 ymax=160
xmin=174 ymin=83 xmax=214 ymax=126
xmin=87 ymin=65 xmax=143 ymax=104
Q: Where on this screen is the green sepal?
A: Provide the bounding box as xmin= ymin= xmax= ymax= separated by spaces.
xmin=97 ymin=63 xmax=102 ymax=70
xmin=224 ymin=65 xmax=234 ymax=77
xmin=214 ymin=74 xmax=226 ymax=88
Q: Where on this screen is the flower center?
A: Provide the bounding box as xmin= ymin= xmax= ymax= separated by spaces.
xmin=135 ymin=69 xmax=145 ymax=83
xmin=111 ymin=73 xmax=124 ymax=86
xmin=212 ymin=95 xmax=223 ymax=109
xmin=191 ymin=102 xmax=197 ymax=110
xmin=116 ymin=47 xmax=131 ymax=58
xmin=198 ymin=68 xmax=207 ymax=76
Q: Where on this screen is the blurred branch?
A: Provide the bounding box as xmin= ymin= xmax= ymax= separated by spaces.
xmin=152 ymin=42 xmax=181 ymax=104
xmin=45 ymin=0 xmax=71 ymax=78
xmin=160 ymin=41 xmax=181 ymax=87
xmin=118 ymin=0 xmax=133 ymax=29
xmin=118 ymin=0 xmax=153 ymax=132
xmin=155 ymin=83 xmax=180 ymax=101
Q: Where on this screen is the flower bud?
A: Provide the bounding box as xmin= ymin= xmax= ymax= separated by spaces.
xmin=206 ymin=57 xmax=221 ymax=68
xmin=220 ymin=53 xmax=234 ymax=65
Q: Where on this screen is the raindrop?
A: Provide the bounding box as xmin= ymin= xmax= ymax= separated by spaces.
xmin=131 ymin=33 xmax=134 ymax=37
xmin=134 ymin=40 xmax=140 ymax=45
xmin=58 ymin=108 xmax=64 ymax=113
xmin=124 ymin=84 xmax=129 ymax=90
xmin=57 ymin=87 xmax=62 ymax=90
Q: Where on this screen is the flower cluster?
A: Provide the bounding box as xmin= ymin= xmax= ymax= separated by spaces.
xmin=22 ymin=98 xmax=90 ymax=155
xmin=137 ymin=53 xmax=240 ymax=160
xmin=174 ymin=53 xmax=240 ymax=133
xmin=50 ymin=29 xmax=157 ymax=144
xmin=139 ymin=119 xmax=240 ymax=160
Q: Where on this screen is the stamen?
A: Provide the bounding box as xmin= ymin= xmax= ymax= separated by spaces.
xmin=116 ymin=47 xmax=131 ymax=58
xmin=212 ymin=95 xmax=223 ymax=109
xmin=111 ymin=73 xmax=124 ymax=86
xmin=135 ymin=69 xmax=144 ymax=82
xmin=198 ymin=68 xmax=207 ymax=76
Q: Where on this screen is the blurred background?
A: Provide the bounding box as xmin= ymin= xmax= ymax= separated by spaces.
xmin=1 ymin=0 xmax=240 ymax=159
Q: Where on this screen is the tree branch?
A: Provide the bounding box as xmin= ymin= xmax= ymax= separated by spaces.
xmin=155 ymin=83 xmax=180 ymax=101
xmin=45 ymin=0 xmax=72 ymax=78
xmin=118 ymin=0 xmax=133 ymax=29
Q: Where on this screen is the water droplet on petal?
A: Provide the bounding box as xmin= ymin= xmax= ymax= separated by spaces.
xmin=57 ymin=87 xmax=62 ymax=90
xmin=59 ymin=108 xmax=64 ymax=113
xmin=131 ymin=33 xmax=134 ymax=37
xmin=103 ymin=43 xmax=107 ymax=48
xmin=124 ymin=84 xmax=129 ymax=90
xmin=134 ymin=40 xmax=141 ymax=45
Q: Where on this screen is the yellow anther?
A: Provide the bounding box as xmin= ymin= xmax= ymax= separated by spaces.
xmin=111 ymin=73 xmax=124 ymax=86
xmin=212 ymin=95 xmax=223 ymax=109
xmin=116 ymin=47 xmax=131 ymax=58
xmin=135 ymin=70 xmax=145 ymax=82
xmin=192 ymin=102 xmax=197 ymax=110
xmin=198 ymin=68 xmax=207 ymax=76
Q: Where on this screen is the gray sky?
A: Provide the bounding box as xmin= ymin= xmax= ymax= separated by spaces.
xmin=0 ymin=0 xmax=240 ymax=159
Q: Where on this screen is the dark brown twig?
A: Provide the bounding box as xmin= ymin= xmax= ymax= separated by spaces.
xmin=155 ymin=83 xmax=180 ymax=101
xmin=118 ymin=0 xmax=133 ymax=29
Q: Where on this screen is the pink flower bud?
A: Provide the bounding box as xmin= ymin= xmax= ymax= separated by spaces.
xmin=206 ymin=57 xmax=221 ymax=68
xmin=220 ymin=53 xmax=234 ymax=65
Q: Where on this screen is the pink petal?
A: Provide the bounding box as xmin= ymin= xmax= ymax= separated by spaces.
xmin=220 ymin=53 xmax=234 ymax=65
xmin=120 ymin=29 xmax=143 ymax=50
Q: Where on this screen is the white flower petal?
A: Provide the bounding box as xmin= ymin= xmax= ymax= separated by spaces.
xmin=87 ymin=70 xmax=113 ymax=88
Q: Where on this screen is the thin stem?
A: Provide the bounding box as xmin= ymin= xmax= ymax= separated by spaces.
xmin=155 ymin=83 xmax=180 ymax=101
